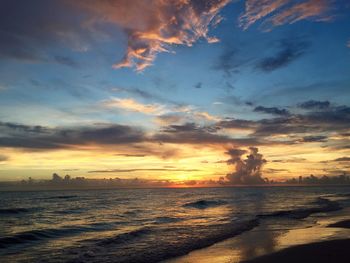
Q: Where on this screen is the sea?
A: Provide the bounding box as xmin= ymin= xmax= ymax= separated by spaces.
xmin=0 ymin=186 xmax=350 ymax=263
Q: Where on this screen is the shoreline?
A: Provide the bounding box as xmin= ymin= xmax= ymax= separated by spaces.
xmin=165 ymin=210 xmax=350 ymax=263
xmin=243 ymin=238 xmax=350 ymax=263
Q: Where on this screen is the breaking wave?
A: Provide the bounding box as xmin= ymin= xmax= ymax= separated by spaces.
xmin=257 ymin=197 xmax=341 ymax=219
xmin=0 ymin=208 xmax=31 ymax=215
xmin=183 ymin=199 xmax=227 ymax=209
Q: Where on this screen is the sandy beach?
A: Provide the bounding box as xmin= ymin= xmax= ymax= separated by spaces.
xmin=243 ymin=238 xmax=350 ymax=263
xmin=165 ymin=207 xmax=350 ymax=263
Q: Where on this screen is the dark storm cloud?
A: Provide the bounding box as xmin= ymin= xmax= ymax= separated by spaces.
xmin=225 ymin=147 xmax=267 ymax=184
xmin=254 ymin=106 xmax=290 ymax=116
xmin=298 ymin=100 xmax=331 ymax=110
xmin=256 ymin=39 xmax=310 ymax=72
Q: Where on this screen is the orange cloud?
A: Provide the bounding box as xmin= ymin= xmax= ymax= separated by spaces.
xmin=74 ymin=0 xmax=230 ymax=71
xmin=102 ymin=98 xmax=165 ymax=114
xmin=239 ymin=0 xmax=290 ymax=29
xmin=240 ymin=0 xmax=333 ymax=30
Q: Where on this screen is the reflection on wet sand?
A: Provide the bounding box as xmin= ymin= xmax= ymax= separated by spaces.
xmin=165 ymin=205 xmax=350 ymax=263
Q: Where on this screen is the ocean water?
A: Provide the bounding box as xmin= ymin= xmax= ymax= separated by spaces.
xmin=0 ymin=186 xmax=350 ymax=263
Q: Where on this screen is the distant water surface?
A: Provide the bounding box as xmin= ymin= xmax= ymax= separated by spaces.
xmin=0 ymin=186 xmax=350 ymax=263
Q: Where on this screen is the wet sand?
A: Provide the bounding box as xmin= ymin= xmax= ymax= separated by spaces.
xmin=165 ymin=207 xmax=350 ymax=263
xmin=328 ymin=219 xmax=350 ymax=228
xmin=243 ymin=238 xmax=350 ymax=263
xmin=245 ymin=219 xmax=350 ymax=263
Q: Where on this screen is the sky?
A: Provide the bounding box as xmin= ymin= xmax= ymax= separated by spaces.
xmin=0 ymin=0 xmax=349 ymax=185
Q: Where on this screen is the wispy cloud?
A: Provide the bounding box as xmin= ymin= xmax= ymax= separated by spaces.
xmin=77 ymin=0 xmax=230 ymax=71
xmin=254 ymin=105 xmax=290 ymax=116
xmin=298 ymin=100 xmax=330 ymax=110
xmin=88 ymin=168 xmax=201 ymax=173
xmin=240 ymin=0 xmax=334 ymax=31
xmin=239 ymin=0 xmax=290 ymax=30
xmin=256 ymin=38 xmax=310 ymax=72
xmin=102 ymin=97 xmax=165 ymax=115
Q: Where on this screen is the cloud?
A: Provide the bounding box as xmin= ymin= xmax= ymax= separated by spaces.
xmin=239 ymin=0 xmax=290 ymax=29
xmin=214 ymin=102 xmax=350 ymax=147
xmin=155 ymin=114 xmax=185 ymax=125
xmin=256 ymin=38 xmax=310 ymax=72
xmin=332 ymin=157 xmax=350 ymax=162
xmin=153 ymin=122 xmax=260 ymax=146
xmin=76 ymin=0 xmax=230 ymax=71
xmin=272 ymin=157 xmax=307 ymax=163
xmin=251 ymin=104 xmax=350 ymax=137
xmin=88 ymin=168 xmax=201 ymax=173
xmin=194 ymin=82 xmax=203 ymax=89
xmin=299 ymin=135 xmax=328 ymax=142
xmin=53 ymin=55 xmax=79 ymax=68
xmin=110 ymin=86 xmax=179 ymax=106
xmin=254 ymin=106 xmax=290 ymax=116
xmin=0 ymin=155 xmax=8 ymax=162
xmin=1 ymin=101 xmax=349 ymax=152
xmin=102 ymin=97 xmax=165 ymax=115
xmin=0 ymin=0 xmax=90 ymax=62
xmin=0 ymin=122 xmax=145 ymax=149
xmin=264 ymin=0 xmax=333 ymax=29
xmin=216 ymin=118 xmax=257 ymax=130
xmin=298 ymin=100 xmax=330 ymax=110
xmin=239 ymin=0 xmax=334 ymax=30
xmin=0 ymin=85 xmax=8 ymax=91
xmin=225 ymin=147 xmax=267 ymax=184
xmin=212 ymin=47 xmax=238 ymax=76
xmin=348 ymin=40 xmax=350 ymax=48
xmin=114 ymin=153 xmax=146 ymax=157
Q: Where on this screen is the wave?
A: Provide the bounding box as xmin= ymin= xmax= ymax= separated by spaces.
xmin=183 ymin=199 xmax=227 ymax=209
xmin=0 ymin=208 xmax=31 ymax=215
xmin=44 ymin=195 xmax=78 ymax=200
xmin=95 ymin=227 xmax=152 ymax=246
xmin=257 ymin=197 xmax=341 ymax=220
xmin=64 ymin=219 xmax=259 ymax=263
xmin=0 ymin=223 xmax=119 ymax=250
xmin=154 ymin=216 xmax=184 ymax=224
